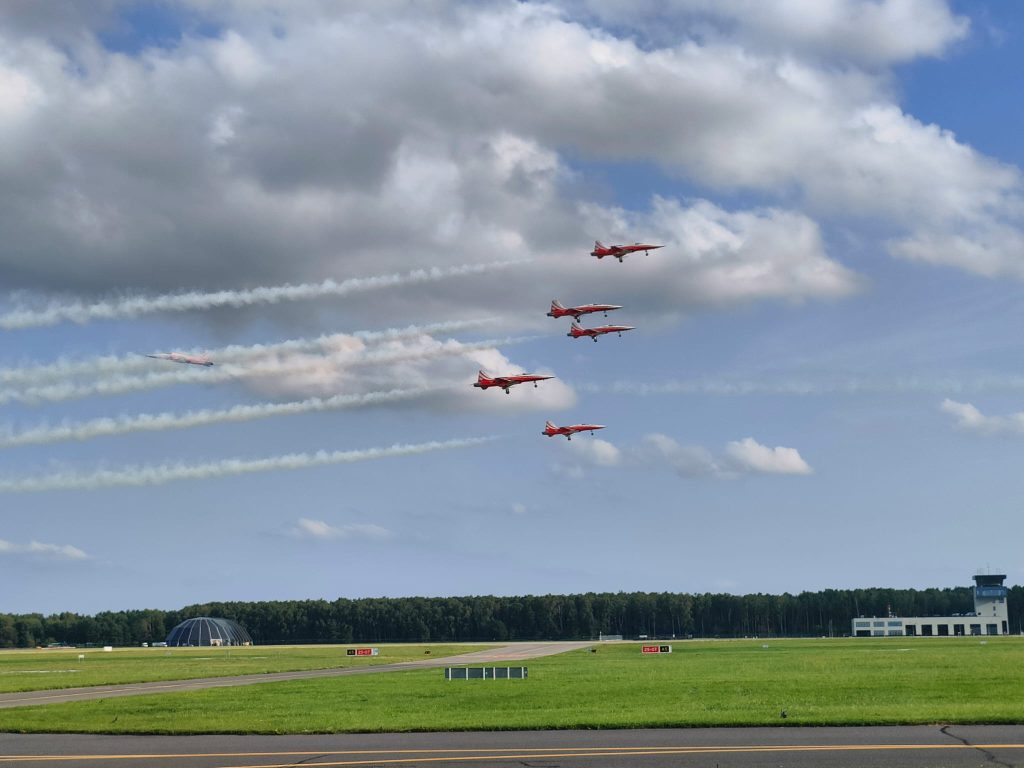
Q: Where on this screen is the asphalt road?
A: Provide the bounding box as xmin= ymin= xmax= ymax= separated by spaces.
xmin=1 ymin=726 xmax=1023 ymax=767
xmin=0 ymin=642 xmax=594 ymax=709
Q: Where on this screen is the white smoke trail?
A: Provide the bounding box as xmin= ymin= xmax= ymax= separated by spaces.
xmin=0 ymin=318 xmax=496 ymax=387
xmin=0 ymin=436 xmax=496 ymax=493
xmin=0 ymin=388 xmax=442 ymax=448
xmin=0 ymin=336 xmax=539 ymax=405
xmin=0 ymin=261 xmax=527 ymax=329
xmin=576 ymin=375 xmax=1024 ymax=396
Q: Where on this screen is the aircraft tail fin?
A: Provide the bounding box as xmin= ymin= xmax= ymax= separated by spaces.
xmin=594 ymin=240 xmax=605 ymax=249
xmin=570 ymin=321 xmax=582 ymax=331
xmin=551 ymin=299 xmax=564 ymax=310
xmin=545 ymin=421 xmax=556 ymax=430
xmin=478 ymin=370 xmax=491 ymax=381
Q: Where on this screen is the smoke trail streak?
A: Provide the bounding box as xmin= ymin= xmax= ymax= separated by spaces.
xmin=575 ymin=375 xmax=1024 ymax=396
xmin=0 ymin=336 xmax=541 ymax=405
xmin=0 ymin=436 xmax=496 ymax=493
xmin=0 ymin=261 xmax=527 ymax=329
xmin=0 ymin=318 xmax=496 ymax=387
xmin=0 ymin=388 xmax=442 ymax=448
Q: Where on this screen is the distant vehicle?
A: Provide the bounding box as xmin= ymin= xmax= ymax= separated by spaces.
xmin=473 ymin=370 xmax=554 ymax=395
xmin=542 ymin=420 xmax=605 ymax=440
xmin=591 ymin=240 xmax=663 ymax=262
xmin=567 ymin=321 xmax=635 ymax=342
xmin=547 ymin=300 xmax=623 ymax=320
xmin=151 ymin=642 xmax=168 ymax=647
xmin=145 ymin=352 xmax=214 ymax=366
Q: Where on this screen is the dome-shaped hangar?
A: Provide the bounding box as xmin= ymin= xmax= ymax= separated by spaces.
xmin=165 ymin=617 xmax=252 ymax=647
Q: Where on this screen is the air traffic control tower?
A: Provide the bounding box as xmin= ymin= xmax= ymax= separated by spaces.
xmin=852 ymin=572 xmax=1010 ymax=637
xmin=973 ymin=573 xmax=1009 ymax=632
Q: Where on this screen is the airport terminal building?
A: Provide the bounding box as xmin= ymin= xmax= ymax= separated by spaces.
xmin=852 ymin=574 xmax=1009 ymax=637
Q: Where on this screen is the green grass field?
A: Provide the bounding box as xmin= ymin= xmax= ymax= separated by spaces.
xmin=0 ymin=643 xmax=492 ymax=693
xmin=2 ymin=638 xmax=1023 ymax=733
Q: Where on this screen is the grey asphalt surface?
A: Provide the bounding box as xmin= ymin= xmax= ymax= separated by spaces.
xmin=0 ymin=642 xmax=594 ymax=710
xmin=1 ymin=726 xmax=1023 ymax=767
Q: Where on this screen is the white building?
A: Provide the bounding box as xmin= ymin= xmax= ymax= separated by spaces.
xmin=851 ymin=574 xmax=1009 ymax=637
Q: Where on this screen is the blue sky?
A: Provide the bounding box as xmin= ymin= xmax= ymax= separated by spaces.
xmin=2 ymin=0 xmax=1024 ymax=614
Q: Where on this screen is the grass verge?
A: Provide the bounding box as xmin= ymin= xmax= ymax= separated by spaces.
xmin=0 ymin=643 xmax=492 ymax=693
xmin=2 ymin=638 xmax=1023 ymax=733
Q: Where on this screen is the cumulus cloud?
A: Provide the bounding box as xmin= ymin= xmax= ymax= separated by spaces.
xmin=578 ymin=196 xmax=859 ymax=309
xmin=0 ymin=538 xmax=89 ymax=561
xmin=567 ymin=437 xmax=622 ymax=467
xmin=556 ymin=432 xmax=812 ymax=477
xmin=723 ymin=437 xmax=814 ymax=475
xmin=243 ymin=333 xmax=577 ymax=412
xmin=0 ymin=0 xmax=866 ymax=330
xmin=564 ymin=0 xmax=969 ymax=64
xmin=289 ymin=518 xmax=391 ymax=541
xmin=0 ymin=0 xmax=1017 ymax=345
xmin=940 ymin=399 xmax=1024 ymax=435
xmin=633 ymin=433 xmax=720 ymax=477
xmin=0 ymin=333 xmax=561 ymax=408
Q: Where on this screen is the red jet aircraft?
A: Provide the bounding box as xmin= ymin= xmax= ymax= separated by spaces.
xmin=474 ymin=370 xmax=554 ymax=394
xmin=547 ymin=300 xmax=623 ymax=320
xmin=568 ymin=321 xmax=635 ymax=341
xmin=542 ymin=421 xmax=605 ymax=440
xmin=591 ymin=240 xmax=663 ymax=262
xmin=145 ymin=352 xmax=214 ymax=366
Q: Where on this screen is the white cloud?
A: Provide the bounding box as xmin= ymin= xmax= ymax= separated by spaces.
xmin=289 ymin=518 xmax=392 ymax=540
xmin=565 ymin=0 xmax=969 ymax=64
xmin=568 ymin=437 xmax=622 ymax=466
xmin=557 ymin=432 xmax=812 ymax=477
xmin=723 ymin=437 xmax=813 ymax=475
xmin=634 ymin=433 xmax=720 ymax=477
xmin=0 ymin=2 xmax=863 ymax=327
xmin=940 ymin=399 xmax=1024 ymax=435
xmin=0 ymin=538 xmax=89 ymax=561
xmin=0 ymin=0 xmax=1017 ymax=342
xmin=240 ymin=332 xmax=577 ymax=412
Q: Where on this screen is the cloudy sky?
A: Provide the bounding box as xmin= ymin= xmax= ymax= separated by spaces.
xmin=2 ymin=0 xmax=1023 ymax=614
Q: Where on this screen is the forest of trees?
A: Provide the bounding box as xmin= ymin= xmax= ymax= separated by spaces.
xmin=3 ymin=585 xmax=1021 ymax=648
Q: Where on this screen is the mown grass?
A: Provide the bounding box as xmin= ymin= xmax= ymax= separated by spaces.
xmin=2 ymin=638 xmax=1023 ymax=733
xmin=0 ymin=643 xmax=492 ymax=693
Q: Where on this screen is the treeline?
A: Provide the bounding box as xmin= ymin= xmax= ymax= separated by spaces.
xmin=2 ymin=586 xmax=1021 ymax=648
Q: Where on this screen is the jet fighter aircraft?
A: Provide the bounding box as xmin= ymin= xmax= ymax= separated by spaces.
xmin=542 ymin=421 xmax=605 ymax=440
xmin=567 ymin=321 xmax=635 ymax=341
xmin=145 ymin=352 xmax=214 ymax=366
xmin=547 ymin=300 xmax=623 ymax=320
xmin=474 ymin=370 xmax=554 ymax=394
xmin=591 ymin=240 xmax=663 ymax=262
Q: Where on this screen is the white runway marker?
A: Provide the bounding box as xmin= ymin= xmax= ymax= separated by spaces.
xmin=0 ymin=436 xmax=496 ymax=492
xmin=0 ymin=261 xmax=526 ymax=329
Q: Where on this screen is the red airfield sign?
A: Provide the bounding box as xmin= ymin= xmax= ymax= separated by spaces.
xmin=347 ymin=647 xmax=379 ymax=656
xmin=641 ymin=645 xmax=672 ymax=654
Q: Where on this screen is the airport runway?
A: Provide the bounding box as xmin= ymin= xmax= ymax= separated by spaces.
xmin=1 ymin=726 xmax=1023 ymax=767
xmin=0 ymin=643 xmax=593 ymax=710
